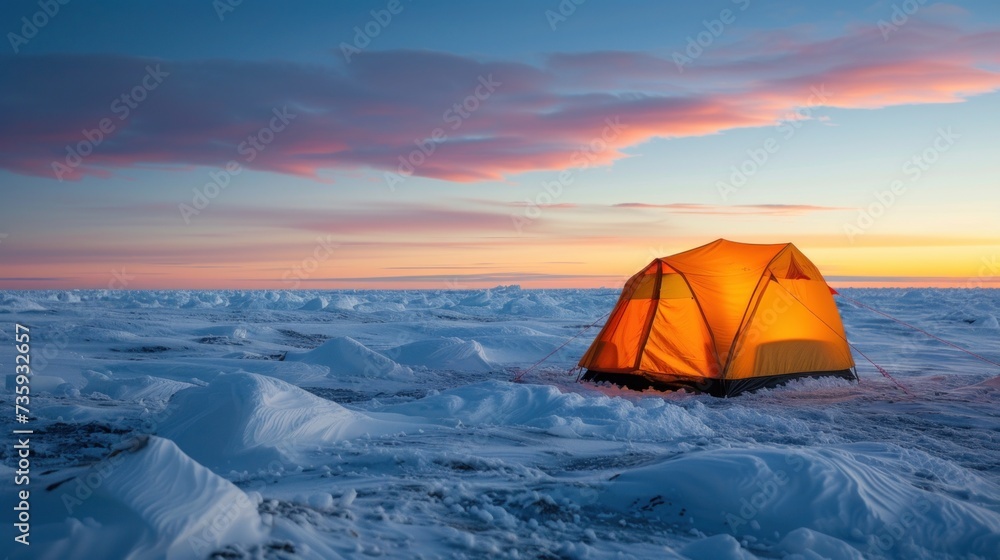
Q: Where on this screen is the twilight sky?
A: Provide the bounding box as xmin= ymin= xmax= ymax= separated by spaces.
xmin=1 ymin=0 xmax=999 ymax=289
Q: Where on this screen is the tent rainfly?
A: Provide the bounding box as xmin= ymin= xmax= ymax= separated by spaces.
xmin=579 ymin=239 xmax=857 ymax=397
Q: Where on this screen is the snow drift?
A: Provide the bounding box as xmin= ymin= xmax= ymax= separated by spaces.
xmin=382 ymin=380 xmax=713 ymax=440
xmin=159 ymin=372 xmax=400 ymax=471
xmin=81 ymin=371 xmax=194 ymax=402
xmin=3 ymin=288 xmax=999 ymax=558
xmin=600 ymin=444 xmax=1000 ymax=557
xmin=389 ymin=337 xmax=494 ymax=372
xmin=285 ymin=336 xmax=413 ymax=379
xmin=23 ymin=437 xmax=262 ymax=560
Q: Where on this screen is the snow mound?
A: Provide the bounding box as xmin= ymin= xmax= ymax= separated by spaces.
xmin=180 ymin=293 xmax=226 ymax=309
xmin=192 ymin=324 xmax=253 ymax=339
xmin=773 ymin=528 xmax=865 ymax=559
xmin=299 ymin=296 xmax=328 ymax=311
xmin=500 ymin=293 xmax=572 ymax=317
xmin=29 ymin=437 xmax=262 ymax=560
xmin=972 ymin=315 xmax=1000 ymax=329
xmin=0 ymin=295 xmax=48 ymax=312
xmin=229 ymin=291 xmax=306 ymax=310
xmin=68 ymin=324 xmax=142 ymax=342
xmin=354 ymin=300 xmax=406 ymax=313
xmin=82 ymin=371 xmax=194 ymax=402
xmin=159 ymin=372 xmax=399 ymax=470
xmin=382 ymin=381 xmax=712 ymax=440
xmin=286 ymin=336 xmax=412 ymax=379
xmin=600 ymin=445 xmax=1000 ymax=557
xmin=680 ymin=534 xmax=756 ymax=559
xmin=390 ymin=337 xmax=493 ymax=372
xmin=458 ymin=290 xmax=493 ymax=307
xmin=26 ymin=374 xmax=68 ymax=394
xmin=326 ymin=293 xmax=360 ymax=310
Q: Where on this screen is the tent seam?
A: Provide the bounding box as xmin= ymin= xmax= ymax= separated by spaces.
xmin=721 ymin=245 xmax=791 ymax=379
xmin=633 ymin=260 xmax=663 ymax=371
xmin=577 ymin=261 xmax=652 ymax=367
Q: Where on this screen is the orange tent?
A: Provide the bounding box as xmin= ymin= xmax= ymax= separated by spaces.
xmin=579 ymin=239 xmax=856 ymax=397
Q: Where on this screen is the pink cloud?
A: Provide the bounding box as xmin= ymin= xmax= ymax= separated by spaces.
xmin=1 ymin=19 xmax=998 ymax=183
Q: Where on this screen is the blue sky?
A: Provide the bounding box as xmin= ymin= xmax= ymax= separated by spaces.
xmin=1 ymin=0 xmax=999 ymax=288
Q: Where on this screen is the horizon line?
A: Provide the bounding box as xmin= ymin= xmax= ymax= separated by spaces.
xmin=0 ymin=274 xmax=996 ymax=291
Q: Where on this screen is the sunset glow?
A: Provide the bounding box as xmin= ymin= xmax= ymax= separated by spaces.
xmin=1 ymin=1 xmax=998 ymax=289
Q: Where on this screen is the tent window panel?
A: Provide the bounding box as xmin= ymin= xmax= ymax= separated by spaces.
xmin=629 ymin=267 xmax=660 ymax=300
xmin=589 ymin=298 xmax=656 ymax=370
xmin=579 ymin=262 xmax=659 ymax=368
xmin=658 ymin=273 xmax=693 ymax=299
xmin=640 ymin=297 xmax=720 ymax=378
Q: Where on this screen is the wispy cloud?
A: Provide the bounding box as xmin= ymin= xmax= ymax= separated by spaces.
xmin=297 ymin=272 xmax=618 ymax=283
xmin=611 ymin=203 xmax=853 ymax=215
xmin=473 ymin=199 xmax=852 ymax=216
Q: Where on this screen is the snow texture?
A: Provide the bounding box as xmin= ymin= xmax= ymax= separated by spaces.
xmin=2 ymin=287 xmax=999 ymax=559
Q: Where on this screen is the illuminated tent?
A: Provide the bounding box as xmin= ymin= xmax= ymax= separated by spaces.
xmin=579 ymin=239 xmax=856 ymax=397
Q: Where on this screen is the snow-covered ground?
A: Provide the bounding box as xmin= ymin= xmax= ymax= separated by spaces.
xmin=1 ymin=287 xmax=998 ymax=559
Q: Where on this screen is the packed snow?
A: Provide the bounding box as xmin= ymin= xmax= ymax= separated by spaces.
xmin=1 ymin=287 xmax=999 ymax=559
